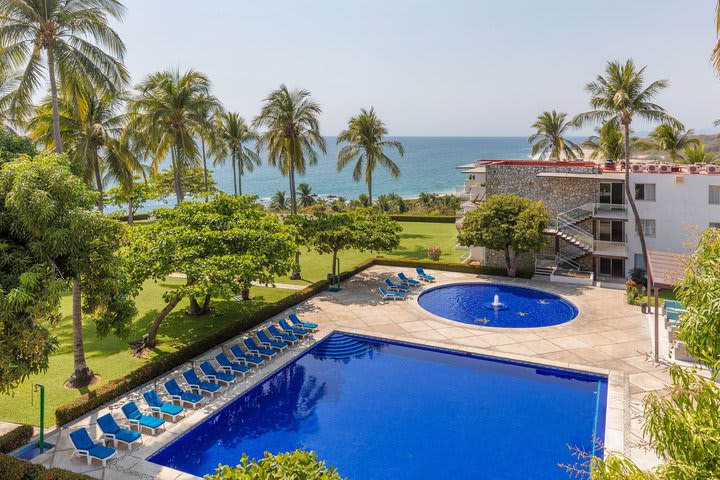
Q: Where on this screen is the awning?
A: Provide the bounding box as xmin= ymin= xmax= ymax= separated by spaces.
xmin=647 ymin=250 xmax=690 ymax=289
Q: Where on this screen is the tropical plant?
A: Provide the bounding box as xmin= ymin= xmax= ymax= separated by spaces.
xmin=126 ymin=69 xmax=221 ymax=204
xmin=0 ymin=0 xmax=129 ymax=153
xmin=329 ymin=197 xmax=347 ymax=212
xmin=713 ymin=0 xmax=720 ymax=76
xmin=586 ymin=121 xmax=625 ymax=164
xmin=337 ymin=107 xmax=404 ymax=204
xmin=437 ymin=194 xmax=461 ymax=215
xmin=270 ymin=190 xmax=289 ymax=212
xmin=681 ymin=143 xmax=717 ymax=164
xmin=0 ymin=128 xmax=35 ymax=164
xmin=106 ymin=175 xmax=154 ymax=225
xmin=297 ymin=182 xmax=315 ymax=208
xmin=528 ymin=110 xmax=583 ymax=160
xmin=458 ymin=194 xmax=551 ymax=277
xmin=376 ymin=194 xmax=392 ymax=213
xmin=427 ymin=246 xmax=442 ymax=261
xmin=196 ymin=104 xmax=218 ymax=201
xmin=212 ymin=112 xmax=260 ymax=195
xmin=648 ymin=123 xmax=699 ymax=162
xmin=575 ymin=59 xmax=677 ymax=285
xmin=206 ymin=451 xmax=346 ymax=480
xmin=386 ymin=192 xmax=408 ymax=213
xmin=418 ymin=192 xmax=438 ymax=209
xmin=152 ymin=166 xmax=217 ymax=201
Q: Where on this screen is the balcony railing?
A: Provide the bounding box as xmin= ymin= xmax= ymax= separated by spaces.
xmin=592 ymin=203 xmax=628 ymax=219
xmin=593 ymin=239 xmax=628 ymax=257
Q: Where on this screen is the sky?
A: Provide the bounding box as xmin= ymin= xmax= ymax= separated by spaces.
xmin=116 ymin=0 xmax=720 ymax=136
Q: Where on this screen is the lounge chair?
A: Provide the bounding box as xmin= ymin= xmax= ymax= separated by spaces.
xmin=278 ymin=318 xmax=309 ymax=337
xmin=384 ymin=278 xmax=410 ymax=293
xmin=398 ymin=272 xmax=421 ymax=287
xmin=256 ymin=330 xmax=289 ymax=352
xmin=215 ymin=352 xmax=251 ymax=377
xmin=288 ymin=313 xmax=319 ymax=332
xmin=97 ymin=414 xmax=141 ymax=449
xmin=143 ymin=390 xmax=184 ymax=421
xmin=243 ymin=338 xmax=277 ymax=360
xmin=70 ymin=428 xmax=117 ymax=466
xmin=416 ymin=267 xmax=435 ymax=282
xmin=163 ymin=379 xmax=204 ymax=408
xmin=228 ymin=344 xmax=264 ymax=367
xmin=199 ymin=361 xmax=236 ymax=386
xmin=267 ymin=325 xmax=299 ymax=344
xmin=121 ymin=401 xmax=166 ymax=435
xmin=379 ymin=287 xmax=406 ymax=301
xmin=182 ymin=369 xmax=221 ymax=397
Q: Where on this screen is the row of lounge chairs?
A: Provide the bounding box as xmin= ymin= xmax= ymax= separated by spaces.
xmin=379 ymin=268 xmax=436 ymax=301
xmin=69 ymin=313 xmax=319 ymax=466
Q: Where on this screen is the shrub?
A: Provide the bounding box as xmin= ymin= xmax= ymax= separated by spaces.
xmin=626 ymin=279 xmax=645 ymax=306
xmin=374 ymin=256 xmax=533 ymax=279
xmin=388 ymin=214 xmax=455 ymax=223
xmin=0 ymin=453 xmax=93 ymax=480
xmin=426 ymin=246 xmax=442 ymax=261
xmin=206 ymin=451 xmax=346 ymax=480
xmin=0 ymin=425 xmax=33 ymax=454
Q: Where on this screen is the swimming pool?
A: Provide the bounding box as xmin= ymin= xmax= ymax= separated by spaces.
xmin=418 ymin=282 xmax=579 ymax=328
xmin=149 ymin=333 xmax=606 ymax=479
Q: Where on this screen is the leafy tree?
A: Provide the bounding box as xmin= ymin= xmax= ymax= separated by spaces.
xmin=126 ymin=194 xmax=296 ymax=354
xmin=575 ymin=59 xmax=677 ymax=288
xmin=297 ymin=182 xmax=315 ymax=208
xmin=329 ymin=196 xmax=347 ymax=212
xmin=269 ymin=190 xmax=289 ymax=212
xmin=458 ymin=194 xmax=551 ymax=277
xmin=152 ymin=166 xmax=216 ymax=201
xmin=357 ymin=193 xmax=371 ymax=208
xmin=127 ymin=69 xmax=221 ymax=204
xmin=336 ymin=107 xmax=404 ymax=204
xmin=649 ymin=123 xmax=699 ymax=162
xmin=106 ymin=176 xmax=154 ymax=225
xmin=586 ymin=121 xmax=625 ymax=165
xmin=0 ymin=154 xmax=136 ymax=387
xmin=301 ymin=208 xmax=401 ymax=281
xmin=528 ymin=110 xmax=583 ymax=160
xmin=436 ymin=194 xmax=461 ymax=215
xmin=0 ymin=128 xmax=36 ymax=164
xmin=212 ymin=112 xmax=260 ymax=195
xmin=206 ymin=451 xmax=346 ymax=480
xmin=418 ymin=192 xmax=438 ymax=210
xmin=0 ymin=0 xmax=129 ymax=154
xmin=681 ymin=144 xmax=717 ymax=164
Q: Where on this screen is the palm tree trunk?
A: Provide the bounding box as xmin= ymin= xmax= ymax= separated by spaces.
xmin=171 ymin=146 xmax=184 ymax=203
xmin=288 ymin=162 xmax=301 ymax=279
xmin=94 ymin=159 xmax=104 ymax=214
xmin=231 ymin=155 xmax=237 ymax=195
xmin=66 ymin=277 xmax=94 ymax=387
xmin=238 ymin=159 xmax=243 ymax=196
xmin=46 ymin=48 xmax=63 ymax=155
xmin=623 ymin=123 xmax=651 ymax=284
xmin=367 ymin=174 xmax=373 ymax=205
xmin=128 ymin=197 xmax=134 ymax=226
xmin=202 ymin=138 xmax=209 ymax=202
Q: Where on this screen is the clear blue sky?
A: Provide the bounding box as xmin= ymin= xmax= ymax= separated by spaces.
xmin=117 ymin=0 xmax=720 ymax=136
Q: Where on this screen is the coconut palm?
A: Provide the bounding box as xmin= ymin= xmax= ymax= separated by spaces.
xmin=649 ymin=123 xmax=699 ymax=162
xmin=418 ymin=192 xmax=438 ymax=209
xmin=27 ymin=88 xmax=141 ymax=213
xmin=253 ymin=85 xmax=326 ymax=279
xmin=528 ymin=110 xmax=583 ymax=160
xmin=376 ymin=194 xmax=392 ymax=213
xmin=196 ymin=105 xmax=218 ymax=201
xmin=212 ymin=112 xmax=260 ymax=195
xmin=337 ymin=108 xmax=404 ymax=204
xmin=297 ymin=182 xmax=315 ymax=208
xmin=682 ymin=144 xmax=718 ymax=164
xmin=0 ymin=0 xmax=129 ymax=154
xmin=575 ymin=59 xmax=678 ymax=291
xmin=270 ymin=190 xmax=289 ymax=212
xmin=714 ymin=1 xmax=720 ymax=75
xmin=126 ymin=69 xmax=220 ymax=204
xmin=586 ymin=121 xmax=625 ymax=165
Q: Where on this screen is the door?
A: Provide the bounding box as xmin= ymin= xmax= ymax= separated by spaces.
xmin=598 ymin=257 xmax=625 ymax=277
xmin=599 ymin=182 xmax=624 ymax=204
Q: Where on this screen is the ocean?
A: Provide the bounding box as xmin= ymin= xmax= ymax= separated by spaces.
xmin=127 ymin=136 xmax=534 ymax=212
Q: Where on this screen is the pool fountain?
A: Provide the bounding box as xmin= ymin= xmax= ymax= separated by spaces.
xmin=484 ymin=294 xmax=507 ymax=311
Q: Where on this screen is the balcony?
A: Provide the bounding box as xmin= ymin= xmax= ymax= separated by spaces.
xmin=593 ymin=239 xmax=628 ymax=258
xmin=592 ymin=203 xmax=628 ymax=220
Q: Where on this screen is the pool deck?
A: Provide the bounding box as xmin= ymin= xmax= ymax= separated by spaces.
xmin=30 ymin=266 xmax=669 ymax=479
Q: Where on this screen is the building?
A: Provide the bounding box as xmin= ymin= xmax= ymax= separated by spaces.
xmin=456 ymin=160 xmax=720 ymax=281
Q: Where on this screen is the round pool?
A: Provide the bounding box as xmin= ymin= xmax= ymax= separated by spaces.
xmin=417 ymin=282 xmax=579 ymax=328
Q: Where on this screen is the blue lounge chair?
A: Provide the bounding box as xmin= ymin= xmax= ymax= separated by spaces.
xmin=182 ymin=369 xmax=221 ymax=397
xmin=243 ymin=338 xmax=277 ymax=360
xmin=256 ymin=330 xmax=289 ymax=352
xmin=199 ymin=361 xmax=236 ymax=386
xmin=398 ymin=272 xmax=421 ymax=287
xmin=268 ymin=324 xmax=299 ymax=344
xmin=70 ymin=428 xmax=117 ymax=466
xmin=279 ymin=318 xmax=309 ymax=336
xmin=143 ymin=390 xmax=184 ymax=421
xmin=164 ymin=378 xmax=204 ymax=408
xmin=97 ymin=414 xmax=141 ymax=449
xmin=379 ymin=286 xmax=406 ymax=301
xmin=288 ymin=313 xmax=319 ymax=332
xmin=121 ymin=401 xmax=165 ymax=435
xmin=229 ymin=344 xmax=264 ymax=367
xmin=384 ymin=278 xmax=410 ymax=293
xmin=215 ymin=352 xmax=251 ymax=377
xmin=416 ymin=267 xmax=435 ymax=282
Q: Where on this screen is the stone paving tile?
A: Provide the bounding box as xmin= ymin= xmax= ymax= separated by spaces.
xmin=548 ymin=336 xmax=592 ymax=350
xmin=522 ymin=339 xmax=566 ymax=354
xmin=397 ymin=320 xmax=435 ymax=333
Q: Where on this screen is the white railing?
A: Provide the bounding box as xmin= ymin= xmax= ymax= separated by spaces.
xmin=593 ymin=239 xmax=628 ymax=257
xmin=592 ymin=203 xmax=628 ymax=218
xmin=557 ymin=217 xmax=594 ymax=250
xmin=556 ymin=252 xmax=581 ymax=271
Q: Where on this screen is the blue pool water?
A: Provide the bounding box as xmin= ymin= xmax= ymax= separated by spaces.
xmin=149 ymin=333 xmax=605 ymax=479
xmin=418 ymin=283 xmax=579 ymax=328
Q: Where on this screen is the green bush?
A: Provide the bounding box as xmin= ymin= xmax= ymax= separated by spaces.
xmin=374 ymin=257 xmax=533 ymax=279
xmin=0 ymin=453 xmax=93 ymax=480
xmin=206 ymin=451 xmax=346 ymax=480
xmin=0 ymin=425 xmax=33 ymax=454
xmin=388 ymin=214 xmax=456 ymax=223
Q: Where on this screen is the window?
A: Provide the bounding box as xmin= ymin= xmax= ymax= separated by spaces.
xmin=710 ymin=222 xmax=720 ymax=229
xmin=635 ymin=183 xmax=656 ymax=201
xmin=639 ymin=219 xmax=656 ymax=238
xmin=599 ymin=258 xmax=625 ymax=277
xmin=634 ymin=254 xmax=646 ymax=270
xmin=710 ymin=186 xmax=720 ymax=205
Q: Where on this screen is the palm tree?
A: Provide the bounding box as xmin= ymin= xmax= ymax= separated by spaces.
xmin=714 ymin=1 xmax=720 ymax=74
xmin=528 ymin=110 xmax=583 ymax=160
xmin=682 ymin=144 xmax=718 ymax=164
xmin=337 ymin=107 xmax=404 ymax=204
xmin=27 ymin=88 xmax=140 ymax=213
xmin=649 ymin=123 xmax=699 ymax=162
xmin=0 ymin=0 xmax=129 ymax=154
xmin=196 ymin=105 xmax=218 ymax=201
xmin=126 ymin=69 xmax=220 ymax=204
xmin=212 ymin=112 xmax=260 ymax=195
xmin=575 ymin=59 xmax=678 ymax=292
xmin=270 ymin=190 xmax=289 ymax=212
xmin=297 ymin=182 xmax=315 ymax=208
xmin=586 ymin=120 xmax=625 ymax=166
xmin=253 ymin=85 xmax=326 ymax=279
xmin=376 ymin=194 xmax=392 ymax=213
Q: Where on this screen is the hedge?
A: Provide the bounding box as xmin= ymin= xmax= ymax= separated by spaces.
xmin=0 ymin=425 xmax=33 ymax=454
xmin=389 ymin=214 xmax=456 ymax=223
xmin=0 ymin=453 xmax=94 ymax=480
xmin=55 ymin=255 xmax=529 ymax=425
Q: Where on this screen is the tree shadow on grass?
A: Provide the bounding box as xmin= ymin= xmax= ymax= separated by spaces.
xmin=398 ymin=233 xmax=431 ymax=240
